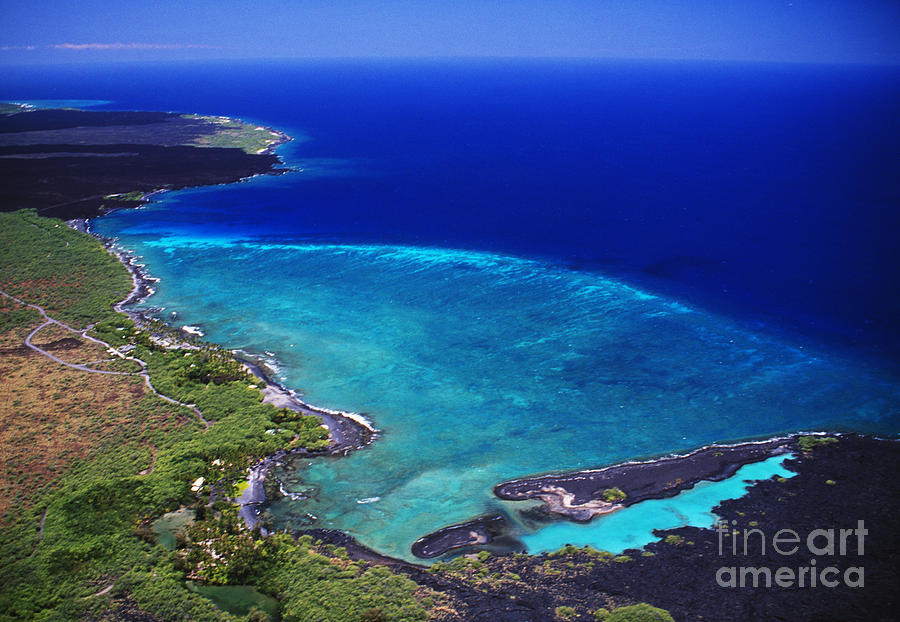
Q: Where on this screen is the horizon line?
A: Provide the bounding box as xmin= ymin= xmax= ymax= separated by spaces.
xmin=1 ymin=54 xmax=899 ymax=68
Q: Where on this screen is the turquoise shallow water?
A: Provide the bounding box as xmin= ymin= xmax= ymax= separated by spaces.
xmin=95 ymin=198 xmax=899 ymax=560
xmin=520 ymin=454 xmax=796 ymax=555
xmin=11 ymin=98 xmax=112 ymax=108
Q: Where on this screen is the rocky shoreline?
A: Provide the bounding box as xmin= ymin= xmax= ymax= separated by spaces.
xmin=52 ymin=109 xmax=389 ymax=547
xmin=77 ymin=197 xmax=382 ymax=535
xmin=410 ymin=436 xmax=795 ymax=559
xmin=0 ymin=108 xmax=294 ymax=219
xmin=495 ymin=436 xmax=794 ymax=520
xmin=411 ymin=515 xmax=508 ymax=559
xmin=234 ymin=357 xmax=378 ymax=530
xmin=405 ymin=434 xmax=900 ymax=621
xmin=87 ymin=205 xmax=832 ymax=571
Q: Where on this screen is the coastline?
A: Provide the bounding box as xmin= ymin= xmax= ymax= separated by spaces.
xmin=49 ymin=110 xmax=392 ymax=546
xmin=57 ymin=112 xmax=893 ymax=569
xmin=93 ymin=217 xmax=378 ymax=441
xmin=66 ymin=199 xmax=900 ymax=618
xmin=84 ymin=227 xmax=876 ymax=560
xmin=414 ymin=434 xmax=900 ymax=621
xmin=494 ymin=436 xmax=796 ymax=520
xmin=410 ymin=436 xmax=798 ymax=559
xmin=234 ymin=356 xmax=377 ymax=530
xmin=64 ymin=122 xmax=387 ymax=525
xmin=90 ymin=219 xmax=381 ymax=531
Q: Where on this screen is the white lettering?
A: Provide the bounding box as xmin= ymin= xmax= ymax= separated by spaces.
xmin=806 ymin=529 xmax=834 ymax=556
xmin=774 ymin=566 xmax=795 ymax=587
xmin=716 ymin=566 xmax=737 ymax=588
xmin=839 ymin=528 xmax=853 ymax=555
xmin=855 ymin=521 xmax=867 ymax=555
xmin=743 ymin=528 xmax=766 ymax=556
xmin=740 ymin=566 xmax=772 ymax=588
xmin=845 ymin=567 xmax=864 ymax=588
xmin=773 ymin=529 xmax=800 ymax=555
xmin=820 ymin=567 xmax=839 ymax=587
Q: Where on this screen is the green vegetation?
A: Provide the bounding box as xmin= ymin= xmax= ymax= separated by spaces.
xmin=257 ymin=535 xmax=428 ymax=621
xmin=0 ymin=210 xmax=428 ymax=621
xmin=188 ymin=583 xmax=280 ymax=621
xmin=0 ymin=208 xmax=700 ymax=621
xmin=548 ymin=544 xmax=616 ymax=563
xmin=601 ymin=487 xmax=627 ymax=502
xmin=663 ymin=535 xmax=685 ymax=546
xmin=182 ymin=114 xmax=284 ymax=154
xmin=599 ymin=603 xmax=675 ymax=622
xmin=0 ymin=210 xmax=132 ymax=328
xmin=103 ymin=191 xmax=146 ymax=201
xmin=0 ymin=293 xmax=41 ymax=334
xmin=798 ymin=435 xmax=838 ymax=452
xmin=177 ymin=513 xmax=429 ymax=621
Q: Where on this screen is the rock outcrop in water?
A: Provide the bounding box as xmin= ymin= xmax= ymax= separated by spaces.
xmin=494 ymin=438 xmax=792 ymax=520
xmin=411 ymin=515 xmax=508 ymax=559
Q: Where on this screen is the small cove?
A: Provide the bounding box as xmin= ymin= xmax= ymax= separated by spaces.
xmin=519 ymin=453 xmax=796 ymax=555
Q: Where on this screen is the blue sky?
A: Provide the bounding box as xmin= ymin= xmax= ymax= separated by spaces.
xmin=1 ymin=0 xmax=899 ymax=65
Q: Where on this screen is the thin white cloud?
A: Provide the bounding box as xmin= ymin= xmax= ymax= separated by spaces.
xmin=0 ymin=45 xmax=38 ymax=51
xmin=50 ymin=42 xmax=216 ymax=50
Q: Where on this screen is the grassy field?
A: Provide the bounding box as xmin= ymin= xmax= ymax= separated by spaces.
xmin=0 ymin=210 xmax=430 ymax=621
xmin=0 ymin=211 xmax=132 ymax=329
xmin=0 ymin=313 xmax=190 ymax=518
xmin=182 ymin=114 xmax=286 ymax=154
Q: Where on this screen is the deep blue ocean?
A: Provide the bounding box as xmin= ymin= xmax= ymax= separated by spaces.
xmin=4 ymin=59 xmax=898 ymax=559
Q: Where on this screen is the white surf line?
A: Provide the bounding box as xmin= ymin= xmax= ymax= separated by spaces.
xmin=499 ymin=436 xmax=797 ymax=488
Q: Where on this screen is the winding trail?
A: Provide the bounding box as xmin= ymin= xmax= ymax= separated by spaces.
xmin=138 ymin=448 xmax=158 ymax=476
xmin=37 ymin=508 xmax=48 ymax=542
xmin=36 ymin=193 xmax=110 ymax=216
xmin=1 ymin=290 xmax=211 ymax=430
xmin=93 ymin=584 xmax=114 ymax=597
xmin=25 ymin=320 xmax=132 ymax=375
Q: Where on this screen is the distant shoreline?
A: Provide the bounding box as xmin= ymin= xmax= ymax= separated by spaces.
xmin=0 ymin=106 xmax=293 ymax=219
